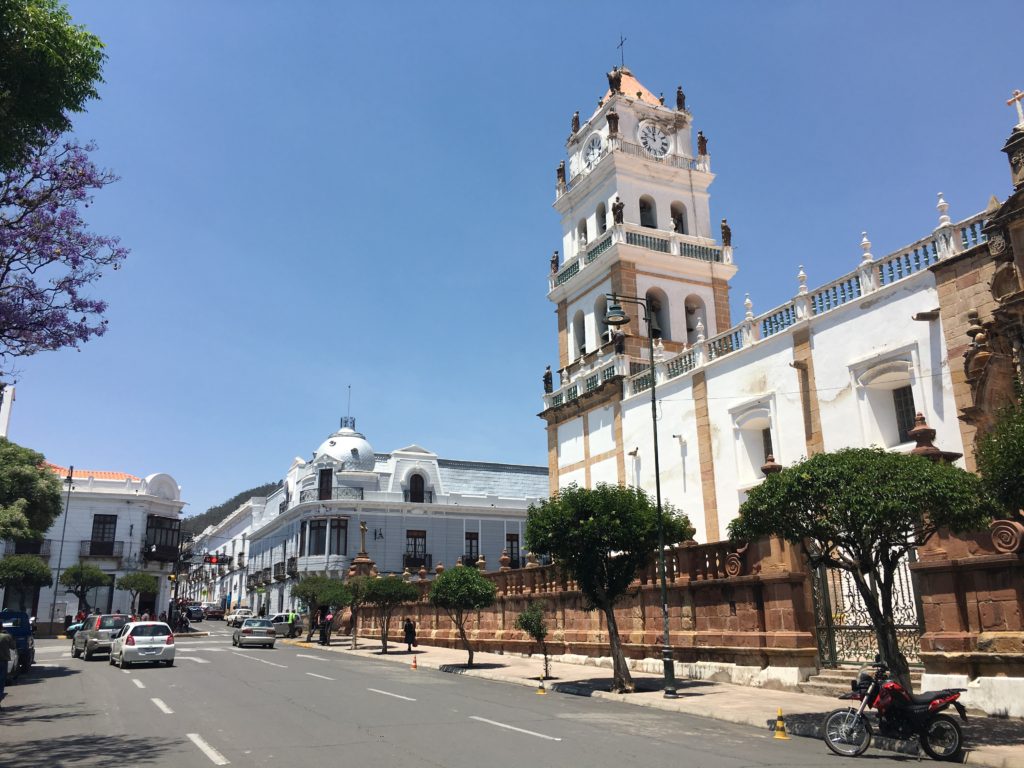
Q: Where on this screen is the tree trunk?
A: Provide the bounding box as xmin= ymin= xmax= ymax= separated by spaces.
xmin=602 ymin=604 xmax=634 ymax=693
xmin=380 ymin=612 xmax=390 ymax=654
xmin=541 ymin=640 xmax=549 ymax=680
xmin=455 ymin=611 xmax=473 ymax=666
xmin=850 ymin=566 xmax=912 ymax=691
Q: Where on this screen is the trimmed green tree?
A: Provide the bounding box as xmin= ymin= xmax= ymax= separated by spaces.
xmin=0 ymin=438 xmax=62 ymax=541
xmin=728 ymin=447 xmax=992 ymax=690
xmin=292 ymin=575 xmax=352 ymax=639
xmin=515 ymin=599 xmax=550 ymax=680
xmin=976 ymin=398 xmax=1024 ymax=516
xmin=0 ymin=0 xmax=106 ymax=169
xmin=59 ymin=563 xmax=108 ymax=611
xmin=0 ymin=553 xmax=52 ymax=611
xmin=346 ymin=575 xmax=372 ymax=649
xmin=527 ymin=482 xmax=693 ymax=693
xmin=115 ymin=572 xmax=159 ymax=614
xmin=429 ymin=566 xmax=497 ymax=667
xmin=364 ymin=576 xmax=420 ymax=654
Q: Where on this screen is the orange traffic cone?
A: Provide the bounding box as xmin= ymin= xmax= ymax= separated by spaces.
xmin=773 ymin=707 xmax=790 ymax=740
xmin=411 ymin=654 xmax=418 ymax=671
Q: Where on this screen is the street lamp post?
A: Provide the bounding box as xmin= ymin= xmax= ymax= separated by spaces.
xmin=605 ymin=294 xmax=678 ymax=698
xmin=48 ymin=466 xmax=74 ymax=634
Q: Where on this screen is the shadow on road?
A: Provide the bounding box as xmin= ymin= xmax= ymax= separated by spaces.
xmin=0 ymin=700 xmax=96 ymax=725
xmin=548 ymin=676 xmax=717 ymax=697
xmin=0 ymin=734 xmax=180 ymax=767
xmin=439 ymin=662 xmax=508 ymax=673
xmin=9 ymin=665 xmax=81 ymax=685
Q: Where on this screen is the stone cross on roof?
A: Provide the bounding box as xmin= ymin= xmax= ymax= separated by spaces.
xmin=1008 ymin=89 xmax=1024 ymax=127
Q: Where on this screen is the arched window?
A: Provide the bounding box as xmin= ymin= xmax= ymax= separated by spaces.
xmin=594 ymin=295 xmax=609 ymax=345
xmin=596 ymin=202 xmax=607 ymax=235
xmin=685 ymin=294 xmax=706 ymax=345
xmin=572 ymin=309 xmax=586 ymax=358
xmin=645 ymin=288 xmax=670 ymax=341
xmin=670 ymin=202 xmax=688 ymax=234
xmin=639 ymin=195 xmax=657 ymax=229
xmin=409 ymin=473 xmax=425 ymax=503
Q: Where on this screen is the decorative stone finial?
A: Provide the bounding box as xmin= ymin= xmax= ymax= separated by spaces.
xmin=499 ymin=548 xmax=511 ymax=571
xmin=658 ymin=92 xmax=665 ymax=106
xmin=696 ymin=319 xmax=705 ymax=343
xmin=402 ymin=566 xmax=412 ymax=581
xmin=744 ymin=293 xmax=753 ymax=321
xmin=435 ymin=562 xmax=444 ymax=575
xmin=525 ymin=551 xmax=539 ymax=568
xmin=908 ymin=412 xmax=963 ymax=464
xmin=455 ymin=556 xmax=463 ymax=567
xmin=797 ymin=265 xmax=808 ymax=295
xmin=761 ymin=455 xmax=783 ymax=475
xmin=860 ymin=232 xmax=873 ymax=262
xmin=1008 ymin=88 xmax=1024 ymax=127
xmin=936 ymin=192 xmax=951 ymax=226
xmin=476 ymin=553 xmax=487 ymax=572
xmin=418 ymin=565 xmax=428 ymax=581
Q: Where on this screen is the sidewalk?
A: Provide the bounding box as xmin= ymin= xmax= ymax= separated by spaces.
xmin=283 ymin=636 xmax=1024 ymax=768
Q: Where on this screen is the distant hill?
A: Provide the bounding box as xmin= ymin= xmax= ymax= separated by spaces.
xmin=180 ymin=481 xmax=282 ymax=537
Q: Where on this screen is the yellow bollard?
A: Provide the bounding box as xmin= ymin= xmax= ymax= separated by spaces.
xmin=536 ymin=677 xmax=547 ymax=695
xmin=773 ymin=707 xmax=790 ymax=740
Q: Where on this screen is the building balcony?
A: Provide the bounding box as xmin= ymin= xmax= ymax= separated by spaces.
xmin=3 ymin=539 xmax=52 ymax=558
xmin=246 ymin=575 xmax=256 ymax=591
xmin=403 ymin=553 xmax=432 ymax=571
xmin=143 ymin=543 xmax=179 ymax=563
xmin=298 ymin=486 xmax=364 ymax=503
xmin=80 ymin=540 xmax=124 ymax=558
xmin=260 ymin=567 xmax=272 ymax=585
xmin=287 ymin=556 xmax=298 ymax=575
xmin=403 ymin=490 xmax=434 ymax=503
xmin=273 ymin=562 xmax=287 ymax=580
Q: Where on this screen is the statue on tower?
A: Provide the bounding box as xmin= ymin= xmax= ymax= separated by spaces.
xmin=612 ymin=195 xmax=625 ymax=224
xmin=607 ymin=67 xmax=622 ymax=95
xmin=612 ymin=328 xmax=626 ymax=355
xmin=550 ymin=250 xmax=559 ymax=274
xmin=606 ymin=110 xmax=619 ymax=136
xmin=556 ymin=160 xmax=566 ymax=187
xmin=721 ymin=218 xmax=732 ymax=247
xmin=676 ymin=86 xmax=686 ymax=111
xmin=543 ymin=366 xmax=553 ymax=394
xmin=570 ymin=111 xmax=580 ymax=135
xmin=697 ymin=130 xmax=708 ymax=156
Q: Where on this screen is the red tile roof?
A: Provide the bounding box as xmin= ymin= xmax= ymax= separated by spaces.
xmin=47 ymin=463 xmax=141 ymax=482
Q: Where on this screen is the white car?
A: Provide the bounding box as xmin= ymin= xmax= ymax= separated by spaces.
xmin=226 ymin=608 xmax=254 ymax=627
xmin=108 ymin=621 xmax=175 ymax=668
xmin=232 ymin=618 xmax=276 ymax=648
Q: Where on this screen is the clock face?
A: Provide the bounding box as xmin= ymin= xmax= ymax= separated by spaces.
xmin=638 ymin=121 xmax=670 ymax=157
xmin=583 ymin=134 xmax=603 ymax=168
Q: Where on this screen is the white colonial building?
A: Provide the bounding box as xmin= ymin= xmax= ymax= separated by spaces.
xmin=1 ymin=465 xmax=184 ymax=633
xmin=542 ymin=67 xmax=978 ymax=543
xmin=184 ymin=418 xmax=547 ymax=614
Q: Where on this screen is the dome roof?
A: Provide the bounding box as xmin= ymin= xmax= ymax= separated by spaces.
xmin=315 ymin=420 xmax=375 ymax=471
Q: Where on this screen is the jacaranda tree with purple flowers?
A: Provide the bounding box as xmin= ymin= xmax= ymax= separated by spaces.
xmin=0 ymin=132 xmax=127 ymax=373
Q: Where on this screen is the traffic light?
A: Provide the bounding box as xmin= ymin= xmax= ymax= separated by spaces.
xmin=203 ymin=554 xmax=219 ymax=564
xmin=168 ymin=573 xmax=177 ymax=582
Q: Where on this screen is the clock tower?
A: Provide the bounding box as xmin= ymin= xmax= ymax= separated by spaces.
xmin=541 ymin=67 xmax=737 ymax=495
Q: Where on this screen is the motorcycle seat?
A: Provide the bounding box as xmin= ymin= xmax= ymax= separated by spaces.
xmin=908 ymin=689 xmax=962 ymax=705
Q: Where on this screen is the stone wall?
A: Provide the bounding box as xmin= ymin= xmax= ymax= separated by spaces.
xmin=359 ymin=536 xmax=818 ymax=684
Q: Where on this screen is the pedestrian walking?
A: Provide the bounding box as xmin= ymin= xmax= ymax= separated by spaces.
xmin=307 ymin=609 xmax=320 ymax=643
xmin=403 ymin=617 xmax=417 ymax=653
xmin=287 ymin=610 xmax=296 ymax=638
xmin=319 ymin=609 xmax=333 ymax=646
xmin=0 ymin=625 xmax=15 ymax=709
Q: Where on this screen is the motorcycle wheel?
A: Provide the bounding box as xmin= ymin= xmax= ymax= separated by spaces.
xmin=920 ymin=714 xmax=963 ymax=762
xmin=824 ymin=707 xmax=872 ymax=757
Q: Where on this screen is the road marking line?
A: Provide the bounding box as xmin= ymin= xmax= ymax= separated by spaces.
xmin=469 ymin=716 xmax=561 ymax=742
xmin=121 ymin=669 xmax=131 ymax=674
xmin=34 ymin=663 xmax=60 ymax=668
xmin=367 ymin=688 xmax=416 ymax=701
xmin=232 ymin=652 xmax=287 ymax=669
xmin=296 ymin=653 xmax=327 ymax=660
xmin=305 ymin=672 xmax=335 ymax=681
xmin=151 ymin=697 xmax=174 ymax=714
xmin=132 ymin=679 xmax=146 ymax=689
xmin=62 ymin=652 xmax=72 ymax=657
xmin=187 ymin=733 xmax=230 ymax=765
xmin=177 ymin=656 xmax=211 ymax=664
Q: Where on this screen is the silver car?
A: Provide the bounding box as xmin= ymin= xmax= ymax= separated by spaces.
xmin=269 ymin=612 xmax=303 ymax=639
xmin=72 ymin=614 xmax=128 ymax=660
xmin=109 ymin=621 xmax=175 ymax=668
xmin=232 ymin=618 xmax=276 ymax=648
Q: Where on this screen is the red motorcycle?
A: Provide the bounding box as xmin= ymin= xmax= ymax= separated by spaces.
xmin=823 ymin=661 xmax=968 ymax=761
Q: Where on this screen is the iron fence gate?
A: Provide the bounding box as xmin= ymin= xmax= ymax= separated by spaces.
xmin=811 ymin=552 xmax=923 ymax=667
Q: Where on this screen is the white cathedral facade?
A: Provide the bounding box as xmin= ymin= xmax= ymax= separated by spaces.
xmin=542 ymin=68 xmax=981 ymax=543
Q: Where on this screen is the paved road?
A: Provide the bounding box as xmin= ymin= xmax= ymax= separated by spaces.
xmin=3 ymin=626 xmax=910 ymax=767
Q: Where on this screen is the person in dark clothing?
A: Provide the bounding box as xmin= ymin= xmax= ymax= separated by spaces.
xmin=319 ymin=608 xmax=333 ymax=646
xmin=403 ymin=617 xmax=416 ymax=653
xmin=307 ymin=609 xmax=320 ymax=643
xmin=0 ymin=626 xmax=14 ymax=707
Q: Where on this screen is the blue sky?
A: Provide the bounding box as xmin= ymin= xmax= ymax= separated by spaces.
xmin=9 ymin=1 xmax=1021 ymax=517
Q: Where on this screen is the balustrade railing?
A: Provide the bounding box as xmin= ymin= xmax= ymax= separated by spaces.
xmin=80 ymin=540 xmax=124 ymax=558
xmin=3 ymin=539 xmax=53 ymax=557
xmin=299 ymin=486 xmax=364 ymax=503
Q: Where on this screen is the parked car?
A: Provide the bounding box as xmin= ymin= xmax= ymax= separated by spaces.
xmin=186 ymin=604 xmax=205 ymax=621
xmin=201 ymin=602 xmax=224 ymax=620
xmin=232 ymin=618 xmax=276 ymax=648
xmin=72 ymin=613 xmax=128 ymax=660
xmin=108 ymin=621 xmax=175 ymax=668
xmin=1 ymin=609 xmax=35 ymax=672
xmin=225 ymin=607 xmax=254 ymax=627
xmin=268 ymin=612 xmax=303 ymax=638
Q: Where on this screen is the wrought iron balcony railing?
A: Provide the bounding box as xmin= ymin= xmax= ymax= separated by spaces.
xmin=3 ymin=539 xmax=52 ymax=558
xmin=403 ymin=553 xmax=432 ymax=571
xmin=273 ymin=562 xmax=286 ymax=580
xmin=287 ymin=556 xmax=298 ymax=575
xmin=298 ymin=486 xmax=364 ymax=503
xmin=80 ymin=540 xmax=124 ymax=558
